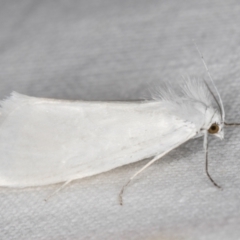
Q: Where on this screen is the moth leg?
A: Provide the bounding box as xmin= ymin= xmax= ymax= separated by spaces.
xmin=44 ymin=179 xmax=72 ymax=202
xmin=224 ymin=122 xmax=240 ymax=126
xmin=119 ymin=153 xmax=163 ymax=206
xmin=203 ymin=132 xmax=221 ymax=188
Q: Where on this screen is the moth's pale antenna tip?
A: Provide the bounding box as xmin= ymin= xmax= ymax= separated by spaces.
xmin=192 ymin=40 xmax=225 ymax=121
xmin=192 ymin=39 xmax=198 ymax=50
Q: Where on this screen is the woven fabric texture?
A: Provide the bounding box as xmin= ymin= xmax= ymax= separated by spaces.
xmin=1 ymin=1 xmax=240 ymax=239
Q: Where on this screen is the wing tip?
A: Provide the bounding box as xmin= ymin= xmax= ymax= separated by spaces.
xmin=0 ymin=91 xmax=30 ymax=118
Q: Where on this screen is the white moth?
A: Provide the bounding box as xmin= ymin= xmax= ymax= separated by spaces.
xmin=0 ymin=52 xmax=238 ymax=205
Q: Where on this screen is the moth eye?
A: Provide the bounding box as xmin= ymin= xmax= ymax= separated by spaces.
xmin=208 ymin=123 xmax=219 ymax=134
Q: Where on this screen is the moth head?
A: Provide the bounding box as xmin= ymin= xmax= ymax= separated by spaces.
xmin=207 ymin=110 xmax=224 ymax=139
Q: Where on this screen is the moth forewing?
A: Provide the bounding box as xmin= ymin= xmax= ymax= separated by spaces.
xmin=0 ymin=92 xmax=197 ymax=188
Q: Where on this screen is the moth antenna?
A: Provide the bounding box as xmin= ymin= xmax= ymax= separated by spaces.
xmin=203 ymin=132 xmax=221 ymax=188
xmin=193 ymin=40 xmax=225 ymax=122
xmin=203 ymin=80 xmax=222 ymax=116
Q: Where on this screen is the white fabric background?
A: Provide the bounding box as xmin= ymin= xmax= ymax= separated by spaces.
xmin=1 ymin=0 xmax=240 ymax=239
